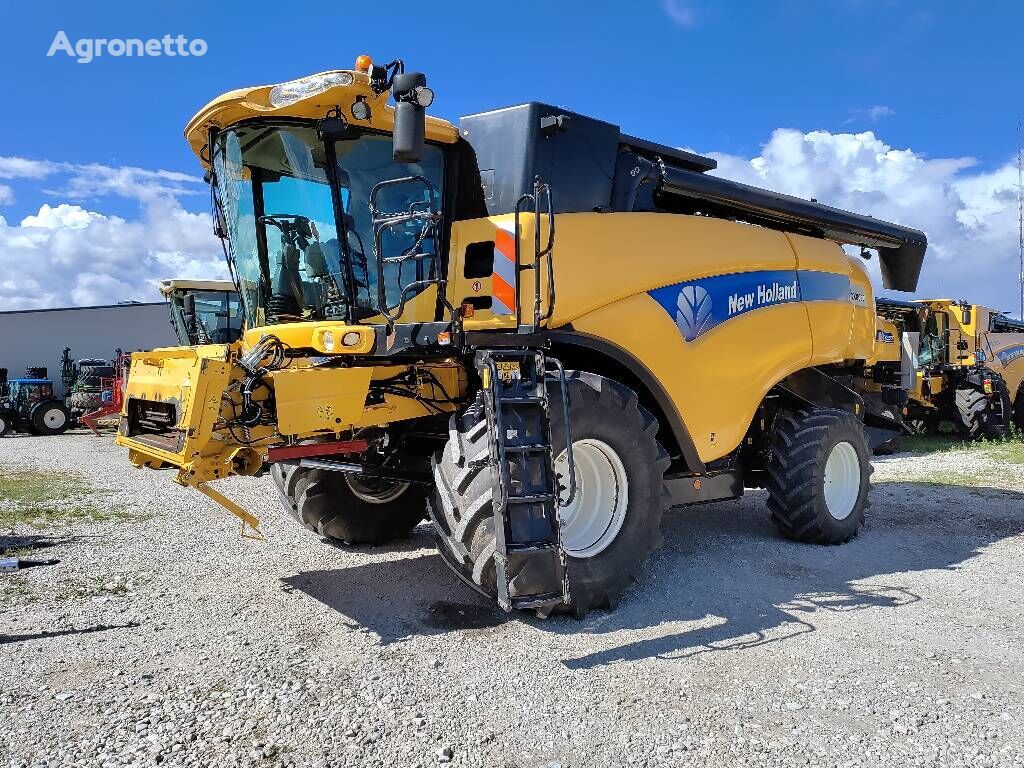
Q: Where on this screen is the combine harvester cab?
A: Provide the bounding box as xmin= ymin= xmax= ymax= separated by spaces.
xmin=117 ymin=55 xmax=930 ymax=616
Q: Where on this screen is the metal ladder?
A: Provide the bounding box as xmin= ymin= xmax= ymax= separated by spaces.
xmin=476 ymin=349 xmax=575 ymax=613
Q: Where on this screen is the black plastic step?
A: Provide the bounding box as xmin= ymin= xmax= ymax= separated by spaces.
xmin=503 ymin=444 xmax=551 ymax=453
xmin=506 ymin=493 xmax=556 ymax=505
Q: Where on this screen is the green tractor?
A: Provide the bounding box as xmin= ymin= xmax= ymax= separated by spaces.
xmin=0 ymin=374 xmax=71 ymax=437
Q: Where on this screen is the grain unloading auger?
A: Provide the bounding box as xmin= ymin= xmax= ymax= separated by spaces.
xmin=117 ymin=56 xmax=928 ymax=615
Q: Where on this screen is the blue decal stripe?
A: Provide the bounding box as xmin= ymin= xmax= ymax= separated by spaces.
xmin=995 ymin=345 xmax=1024 ymax=366
xmin=798 ymin=270 xmax=852 ymax=302
xmin=648 ymin=269 xmax=851 ymax=342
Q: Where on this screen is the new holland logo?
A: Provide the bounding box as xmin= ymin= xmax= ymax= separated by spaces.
xmin=676 ymin=284 xmax=712 ymax=342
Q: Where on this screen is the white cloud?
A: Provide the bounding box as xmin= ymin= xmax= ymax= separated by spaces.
xmin=846 ymin=105 xmax=895 ymax=124
xmin=661 ymin=0 xmax=697 ymax=27
xmin=20 ymin=203 xmax=105 ymax=229
xmin=0 ymin=156 xmax=57 ymax=179
xmin=0 ymin=159 xmax=225 ymax=310
xmin=705 ymin=129 xmax=1023 ymax=313
xmin=0 ymin=184 xmax=13 ymax=205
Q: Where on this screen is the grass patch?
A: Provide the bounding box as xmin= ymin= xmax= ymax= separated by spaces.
xmin=901 ymin=434 xmax=1024 ymax=461
xmin=889 ymin=431 xmax=1024 ymax=491
xmin=0 ymin=467 xmax=139 ymax=530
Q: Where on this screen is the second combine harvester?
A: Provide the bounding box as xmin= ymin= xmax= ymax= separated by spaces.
xmin=117 ymin=57 xmax=928 ymax=616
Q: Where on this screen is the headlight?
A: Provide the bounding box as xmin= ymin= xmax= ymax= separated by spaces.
xmin=269 ymin=72 xmax=354 ymax=108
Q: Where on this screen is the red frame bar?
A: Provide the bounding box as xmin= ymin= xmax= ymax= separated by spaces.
xmin=267 ymin=440 xmax=369 ymax=463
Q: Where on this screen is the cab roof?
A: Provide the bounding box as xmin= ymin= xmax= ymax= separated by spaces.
xmin=184 ymin=68 xmax=458 ymax=168
xmin=159 ymin=279 xmax=237 ymax=296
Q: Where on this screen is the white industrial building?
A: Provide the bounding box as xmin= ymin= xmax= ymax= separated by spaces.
xmin=0 ymin=302 xmax=177 ymax=397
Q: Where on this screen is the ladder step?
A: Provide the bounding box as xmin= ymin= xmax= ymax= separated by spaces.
xmin=511 ymin=593 xmax=565 ymax=611
xmin=506 ymin=493 xmax=556 ymax=505
xmin=506 ymin=542 xmax=560 ymax=554
xmin=503 ymin=444 xmax=550 ymax=453
xmin=498 ymin=396 xmax=546 ymax=404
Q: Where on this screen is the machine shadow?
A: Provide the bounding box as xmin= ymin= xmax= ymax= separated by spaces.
xmin=282 ymin=482 xmax=1024 ymax=658
xmin=0 ymin=621 xmax=140 ymax=645
xmin=281 ymin=526 xmax=506 ymax=644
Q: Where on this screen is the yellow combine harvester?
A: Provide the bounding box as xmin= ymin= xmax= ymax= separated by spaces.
xmin=876 ymin=298 xmax=1024 ymax=437
xmin=117 ymin=56 xmax=928 ymax=615
xmin=159 ymin=279 xmax=242 ymax=346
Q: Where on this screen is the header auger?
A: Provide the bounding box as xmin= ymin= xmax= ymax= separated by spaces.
xmin=117 ymin=55 xmax=928 ymax=616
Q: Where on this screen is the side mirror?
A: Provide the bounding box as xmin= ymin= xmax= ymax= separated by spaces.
xmin=961 ymin=307 xmax=972 ymax=325
xmin=391 ymin=72 xmax=432 ymax=163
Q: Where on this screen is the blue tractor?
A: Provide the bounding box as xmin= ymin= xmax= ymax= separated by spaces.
xmin=0 ymin=370 xmax=71 ymax=437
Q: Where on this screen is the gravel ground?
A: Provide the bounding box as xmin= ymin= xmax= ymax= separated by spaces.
xmin=2 ymin=431 xmax=1024 ymax=768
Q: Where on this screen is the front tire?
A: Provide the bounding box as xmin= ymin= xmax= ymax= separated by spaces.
xmin=271 ymin=464 xmax=427 ymax=545
xmin=767 ymin=408 xmax=871 ymax=544
xmin=428 ymin=372 xmax=670 ymax=616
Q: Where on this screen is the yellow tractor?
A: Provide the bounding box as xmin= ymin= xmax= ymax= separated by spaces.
xmin=876 ymin=298 xmax=1023 ymax=438
xmin=117 ymin=57 xmax=928 ymax=615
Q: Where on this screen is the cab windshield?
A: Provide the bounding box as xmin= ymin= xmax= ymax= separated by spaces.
xmin=212 ymin=122 xmax=444 ymax=328
xmin=169 ymin=289 xmax=242 ymax=345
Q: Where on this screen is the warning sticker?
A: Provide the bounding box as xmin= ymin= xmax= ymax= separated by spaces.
xmin=496 ymin=361 xmax=521 ymax=382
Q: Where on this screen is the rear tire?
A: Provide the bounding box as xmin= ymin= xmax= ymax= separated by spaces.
xmin=955 ymin=383 xmax=1010 ymax=440
xmin=271 ymin=464 xmax=427 ymax=545
xmin=31 ymin=401 xmax=70 ymax=435
xmin=767 ymin=408 xmax=871 ymax=544
xmin=1014 ymin=386 xmax=1024 ymax=431
xmin=67 ymin=391 xmax=103 ymax=414
xmin=428 ymin=372 xmax=670 ymax=617
xmin=0 ymin=413 xmax=10 ymax=437
xmin=76 ymin=364 xmax=114 ymax=389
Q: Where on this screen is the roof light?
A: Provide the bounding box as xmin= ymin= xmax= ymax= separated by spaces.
xmin=413 ymin=85 xmax=434 ymax=108
xmin=354 ymin=54 xmax=373 ymax=73
xmin=268 ymin=72 xmax=354 ymax=108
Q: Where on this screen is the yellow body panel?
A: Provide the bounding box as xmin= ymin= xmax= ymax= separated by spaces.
xmin=446 ymin=211 xmax=872 ymax=462
xmin=272 ymin=367 xmax=375 ymax=434
xmin=245 ymin=322 xmax=375 ymax=355
xmin=544 ymin=213 xmax=799 ymax=327
xmin=115 ymin=346 xmax=266 ymax=484
xmin=571 ymin=294 xmax=813 ymax=463
xmin=868 ymin=317 xmax=901 ymax=365
xmin=983 ymin=333 xmax=1024 ymax=402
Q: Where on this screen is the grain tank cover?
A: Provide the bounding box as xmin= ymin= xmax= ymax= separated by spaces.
xmin=459 ymin=103 xmax=717 ymax=217
xmin=459 ymin=104 xmax=619 ymax=216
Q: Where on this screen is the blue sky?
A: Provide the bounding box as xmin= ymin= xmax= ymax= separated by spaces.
xmin=0 ymin=1 xmax=1022 ymax=311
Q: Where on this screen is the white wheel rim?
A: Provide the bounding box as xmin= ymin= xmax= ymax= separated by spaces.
xmin=43 ymin=408 xmax=66 ymax=430
xmin=553 ymin=438 xmax=629 ymax=558
xmin=344 ymin=475 xmax=410 ymax=505
xmin=0 ymin=417 xmax=6 ymax=433
xmin=823 ymin=441 xmax=861 ymax=520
